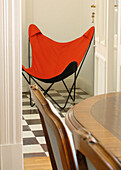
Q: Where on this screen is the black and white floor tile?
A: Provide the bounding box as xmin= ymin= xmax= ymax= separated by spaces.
xmin=22 ymin=88 xmax=91 ymax=158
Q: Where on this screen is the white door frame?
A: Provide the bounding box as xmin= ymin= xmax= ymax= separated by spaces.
xmin=117 ymin=0 xmax=121 ymax=91
xmin=0 ymin=0 xmax=23 ymax=169
xmin=106 ymin=0 xmax=114 ymax=92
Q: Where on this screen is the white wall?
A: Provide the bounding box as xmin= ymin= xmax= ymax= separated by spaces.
xmin=22 ymin=0 xmax=94 ymax=95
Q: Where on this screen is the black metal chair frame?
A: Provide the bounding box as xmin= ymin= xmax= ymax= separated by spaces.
xmin=22 ymin=36 xmax=93 ymax=110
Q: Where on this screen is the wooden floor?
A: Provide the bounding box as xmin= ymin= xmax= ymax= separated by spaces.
xmin=24 ymin=157 xmax=52 ymax=170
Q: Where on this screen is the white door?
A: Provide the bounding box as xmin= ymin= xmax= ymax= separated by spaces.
xmin=117 ymin=0 xmax=121 ymax=91
xmin=94 ymin=0 xmax=116 ymax=95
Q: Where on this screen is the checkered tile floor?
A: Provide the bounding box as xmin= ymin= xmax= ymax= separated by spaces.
xmin=22 ymin=88 xmax=91 ymax=158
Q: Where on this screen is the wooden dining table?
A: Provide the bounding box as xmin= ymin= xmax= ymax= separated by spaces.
xmin=65 ymin=92 xmax=121 ymax=163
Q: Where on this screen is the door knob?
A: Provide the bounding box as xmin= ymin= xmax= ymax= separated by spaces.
xmin=114 ymin=5 xmax=118 ymax=8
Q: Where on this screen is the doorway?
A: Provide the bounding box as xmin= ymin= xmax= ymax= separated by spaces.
xmin=22 ymin=0 xmax=95 ymax=159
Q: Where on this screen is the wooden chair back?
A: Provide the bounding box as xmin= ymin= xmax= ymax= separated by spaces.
xmin=30 ymin=85 xmax=86 ymax=170
xmin=30 ymin=85 xmax=121 ymax=170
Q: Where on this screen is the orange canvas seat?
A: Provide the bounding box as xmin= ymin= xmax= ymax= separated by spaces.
xmin=22 ymin=24 xmax=95 ymax=109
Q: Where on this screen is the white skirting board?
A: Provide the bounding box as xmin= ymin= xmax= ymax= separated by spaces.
xmin=0 ymin=144 xmax=23 ymax=170
xmin=77 ymin=77 xmax=94 ymax=96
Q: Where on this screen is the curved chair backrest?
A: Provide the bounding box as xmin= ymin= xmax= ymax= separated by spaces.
xmin=30 ymin=85 xmax=121 ymax=170
xmin=30 ymin=85 xmax=84 ymax=170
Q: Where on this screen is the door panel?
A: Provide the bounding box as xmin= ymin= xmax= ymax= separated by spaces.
xmin=95 ymin=0 xmax=107 ymax=95
xmin=95 ymin=0 xmax=116 ymax=95
xmin=117 ymin=0 xmax=121 ymax=91
xmin=114 ymin=0 xmax=118 ymax=91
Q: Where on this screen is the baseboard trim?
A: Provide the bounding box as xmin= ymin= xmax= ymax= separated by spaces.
xmin=0 ymin=144 xmax=23 ymax=170
xmin=77 ymin=77 xmax=94 ymax=95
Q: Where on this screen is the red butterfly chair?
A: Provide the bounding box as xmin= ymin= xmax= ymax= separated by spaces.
xmin=22 ymin=24 xmax=95 ymax=109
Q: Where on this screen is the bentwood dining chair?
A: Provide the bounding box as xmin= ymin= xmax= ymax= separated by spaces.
xmin=30 ymin=84 xmax=88 ymax=170
xmin=30 ymin=84 xmax=121 ymax=170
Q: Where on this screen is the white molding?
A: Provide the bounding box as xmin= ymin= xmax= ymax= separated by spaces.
xmin=95 ymin=37 xmax=99 ymax=42
xmin=95 ymin=52 xmax=106 ymax=63
xmin=95 ymin=0 xmax=116 ymax=94
xmin=77 ymin=77 xmax=94 ymax=96
xmin=0 ymin=0 xmax=23 ymax=169
xmin=114 ymin=34 xmax=118 ymax=49
xmin=117 ymin=0 xmax=121 ymax=91
xmin=100 ymin=40 xmax=106 ymax=46
xmin=94 ymin=52 xmax=106 ymax=95
xmin=0 ymin=144 xmax=23 ymax=170
xmin=106 ymin=0 xmax=114 ymax=92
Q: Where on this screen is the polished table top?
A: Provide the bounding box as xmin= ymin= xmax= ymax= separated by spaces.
xmin=65 ymin=92 xmax=121 ymax=162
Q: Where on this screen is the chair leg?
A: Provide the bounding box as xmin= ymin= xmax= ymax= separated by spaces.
xmin=62 ymin=70 xmax=77 ymax=102
xmin=30 ymin=76 xmax=72 ymax=110
xmin=22 ymin=72 xmax=35 ymax=107
xmin=73 ymin=71 xmax=76 ymax=101
xmin=28 ymin=39 xmax=35 ymax=107
xmin=22 ymin=72 xmax=76 ymax=110
xmin=62 ymin=80 xmax=74 ymax=101
xmin=77 ymin=151 xmax=88 ymax=170
xmin=30 ymin=90 xmax=35 ymax=107
xmin=29 ymin=76 xmax=35 ymax=107
xmin=43 ymin=83 xmax=54 ymax=96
